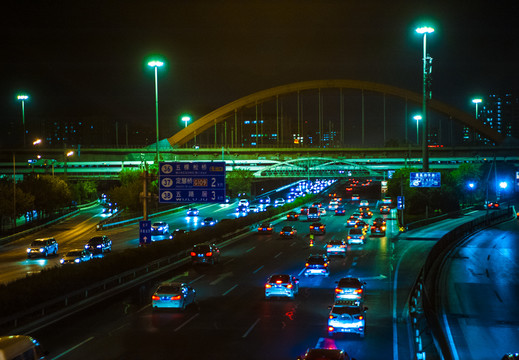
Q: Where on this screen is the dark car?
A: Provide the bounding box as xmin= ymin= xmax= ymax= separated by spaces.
xmin=190 ymin=243 xmax=220 ymax=264
xmin=186 ymin=208 xmax=199 ymax=216
xmin=486 ymin=201 xmax=500 ymax=209
xmin=280 ymin=225 xmax=297 ymax=239
xmin=258 ymin=222 xmax=274 ymax=234
xmin=335 ymin=277 xmax=366 ymax=302
xmin=304 ymin=254 xmax=330 ymax=276
xmin=84 ymin=235 xmax=112 ymax=254
xmin=287 ymin=211 xmax=299 ymax=221
xmin=300 ymin=206 xmax=309 ymax=215
xmin=309 ymin=222 xmax=326 ymax=235
xmin=335 ymin=206 xmax=346 ymax=215
xmin=297 ymin=348 xmax=352 ymax=360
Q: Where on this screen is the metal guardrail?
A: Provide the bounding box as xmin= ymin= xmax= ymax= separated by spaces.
xmin=407 ymin=206 xmax=515 ymax=360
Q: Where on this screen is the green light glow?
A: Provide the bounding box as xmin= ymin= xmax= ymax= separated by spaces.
xmin=17 ymin=95 xmax=29 ymax=100
xmin=148 ymin=60 xmax=164 ymax=67
xmin=413 ymin=115 xmax=422 ymax=121
xmin=416 ymin=26 xmax=434 ymax=34
xmin=472 ymin=98 xmax=482 ymax=104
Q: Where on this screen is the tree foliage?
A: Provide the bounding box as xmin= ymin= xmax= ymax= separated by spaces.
xmin=226 ymin=169 xmax=255 ymax=197
xmin=18 ymin=175 xmax=72 ymax=215
xmin=0 ymin=179 xmax=35 ymax=221
xmin=109 ymin=169 xmax=144 ymax=212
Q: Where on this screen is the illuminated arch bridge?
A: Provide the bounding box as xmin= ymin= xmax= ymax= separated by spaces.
xmin=167 ymin=79 xmax=504 ymax=148
xmin=253 ymin=157 xmax=383 ymax=179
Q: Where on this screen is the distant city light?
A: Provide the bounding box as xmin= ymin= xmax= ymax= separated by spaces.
xmin=66 ymin=151 xmax=74 ymax=157
xmin=32 ymin=139 xmax=42 ymax=145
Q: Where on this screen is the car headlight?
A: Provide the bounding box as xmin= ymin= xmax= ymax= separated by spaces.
xmin=39 ymin=248 xmax=45 ymax=252
xmin=60 ymin=259 xmax=64 ymax=264
xmin=84 ymin=245 xmax=89 ymax=249
xmin=96 ymin=245 xmax=102 ymax=248
xmin=75 ymin=258 xmax=80 ymax=263
xmin=27 ymin=248 xmax=31 ymax=253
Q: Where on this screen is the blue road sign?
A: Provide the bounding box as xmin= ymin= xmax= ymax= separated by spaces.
xmin=139 ymin=220 xmax=152 ymax=245
xmin=410 ymin=172 xmax=441 ymax=188
xmin=397 ymin=196 xmax=405 ymax=210
xmin=159 ymin=162 xmax=226 ymax=203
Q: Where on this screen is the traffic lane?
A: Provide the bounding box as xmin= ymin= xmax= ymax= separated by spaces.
xmin=441 ymin=220 xmax=519 ymax=360
xmin=36 ymin=209 xmax=395 ymax=359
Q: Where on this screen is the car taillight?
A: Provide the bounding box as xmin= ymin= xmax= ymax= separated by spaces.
xmin=305 ymin=263 xmax=309 ymax=267
xmin=324 ymin=263 xmax=328 ymax=267
xmin=286 ymin=284 xmax=293 ymax=289
xmin=276 ymin=280 xmax=282 ymax=284
xmin=320 ymin=226 xmax=324 ymax=229
xmin=171 ymin=295 xmax=181 ymax=300
xmin=361 ymin=236 xmax=364 ymax=239
xmin=265 ymin=284 xmax=272 ymax=288
xmin=359 ymin=316 xmax=364 ymax=320
xmin=152 ymin=295 xmax=160 ymax=301
xmin=335 ymin=288 xmax=342 ymax=293
xmin=327 ymin=245 xmax=332 ymax=248
xmin=267 ymin=228 xmax=272 ymax=231
xmin=290 ymin=231 xmax=294 ymax=234
xmin=340 ymin=245 xmax=345 ymax=248
xmin=206 ymin=252 xmax=213 ymax=257
xmin=190 ymin=252 xmax=196 ymax=256
xmin=258 ymin=228 xmax=263 ymax=231
xmin=347 ymin=236 xmax=351 ymax=239
xmin=355 ymin=289 xmax=363 ymax=294
xmin=280 ymin=232 xmax=283 ymax=235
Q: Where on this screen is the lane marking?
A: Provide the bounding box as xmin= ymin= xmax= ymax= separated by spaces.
xmin=224 ymin=258 xmax=235 ymax=265
xmin=298 ymin=267 xmax=306 ymax=276
xmin=51 ymin=336 xmax=94 ymax=360
xmin=174 ymin=313 xmax=199 ymax=332
xmin=222 ymin=284 xmax=238 ymax=296
xmin=290 ymin=241 xmax=297 ymax=247
xmin=210 ymin=272 xmax=232 ymax=285
xmin=253 ymin=265 xmax=264 ymax=274
xmin=274 ymin=252 xmax=283 ymax=258
xmin=189 ymin=274 xmax=206 ymax=284
xmin=242 ymin=318 xmax=260 ymax=338
xmin=246 ymin=246 xmax=256 ymax=253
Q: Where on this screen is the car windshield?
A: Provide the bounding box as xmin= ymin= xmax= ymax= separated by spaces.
xmin=269 ymin=275 xmax=290 ymax=283
xmin=194 ymin=245 xmax=211 ymax=252
xmin=66 ymin=251 xmax=83 ymax=257
xmin=307 ymin=257 xmax=325 ymax=264
xmin=156 ymin=285 xmax=180 ymax=294
xmin=332 ymin=306 xmax=362 ymax=316
xmin=88 ymin=238 xmax=103 ymax=245
xmin=152 ymin=222 xmax=164 ymax=227
xmin=31 ymin=240 xmax=47 ymax=246
xmin=204 ymin=218 xmax=213 ymax=221
xmin=260 ymin=223 xmax=271 ymax=227
xmin=350 ymin=228 xmax=363 ymax=235
xmin=281 ymin=226 xmax=293 ymax=231
xmin=329 ymin=240 xmax=343 ymax=245
xmin=338 ymin=278 xmax=362 ymax=288
xmin=306 ymin=349 xmax=343 ymax=360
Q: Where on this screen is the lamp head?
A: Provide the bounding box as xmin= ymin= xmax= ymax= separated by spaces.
xmin=17 ymin=95 xmax=29 ymax=100
xmin=416 ymin=26 xmax=434 ymax=34
xmin=147 ymin=60 xmax=164 ymax=67
xmin=472 ymin=98 xmax=482 ymax=104
xmin=413 ymin=115 xmax=423 ymax=121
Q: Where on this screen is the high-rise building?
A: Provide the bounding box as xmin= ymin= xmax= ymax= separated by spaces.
xmin=474 ymin=93 xmax=518 ymax=144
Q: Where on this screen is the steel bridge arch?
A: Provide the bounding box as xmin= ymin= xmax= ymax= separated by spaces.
xmin=167 ymin=79 xmax=504 ymax=147
xmin=252 ymin=157 xmax=384 ymax=179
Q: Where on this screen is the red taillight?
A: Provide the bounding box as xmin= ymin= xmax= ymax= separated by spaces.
xmin=286 ymin=284 xmax=293 ymax=289
xmin=320 ymin=226 xmax=324 ymax=229
xmin=328 ymin=326 xmax=334 ymax=332
xmin=276 ymin=280 xmax=282 ymax=284
xmin=495 ymin=203 xmax=500 ymax=207
xmin=355 ymin=289 xmax=363 ymax=294
xmin=340 ymin=245 xmax=345 ymax=248
xmin=206 ymin=252 xmax=213 ymax=257
xmin=327 ymin=245 xmax=332 ymax=248
xmin=305 ymin=263 xmax=309 ymax=267
xmin=287 ymin=215 xmax=290 ymax=218
xmin=265 ymin=284 xmax=272 ymax=288
xmin=152 ymin=295 xmax=160 ymax=301
xmin=190 ymin=252 xmax=196 ymax=256
xmin=267 ymin=227 xmax=272 ymax=231
xmin=171 ymin=295 xmax=181 ymax=300
xmin=335 ymin=288 xmax=342 ymax=293
xmin=324 ymin=263 xmax=328 ymax=267
xmin=347 ymin=236 xmax=351 ymax=239
xmin=359 ymin=316 xmax=364 ymax=320
xmin=258 ymin=228 xmax=263 ymax=231
xmin=290 ymin=231 xmax=294 ymax=234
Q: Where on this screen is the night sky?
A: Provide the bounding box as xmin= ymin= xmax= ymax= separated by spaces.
xmin=2 ymin=0 xmax=518 ymax=146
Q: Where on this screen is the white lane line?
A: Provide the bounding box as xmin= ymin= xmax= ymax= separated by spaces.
xmin=224 ymin=258 xmax=235 ymax=265
xmin=174 ymin=313 xmax=199 ymax=332
xmin=443 ymin=312 xmax=460 ymax=360
xmin=222 ymin=284 xmax=238 ymax=296
xmin=253 ymin=265 xmax=264 ymax=274
xmin=242 ymin=318 xmax=260 ymax=338
xmin=51 ymin=336 xmax=94 ymax=360
xmin=298 ymin=267 xmax=306 ymax=276
xmin=189 ymin=274 xmax=206 ymax=284
xmin=290 ymin=241 xmax=296 ymax=247
xmin=246 ymin=246 xmax=256 ymax=253
xmin=274 ymin=252 xmax=283 ymax=258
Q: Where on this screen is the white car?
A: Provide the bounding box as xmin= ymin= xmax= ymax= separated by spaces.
xmin=60 ymin=249 xmax=93 ymax=265
xmin=359 ymin=200 xmax=369 ymax=207
xmin=239 ymin=199 xmax=249 ymax=207
xmin=328 ymin=300 xmax=367 ymax=338
xmin=152 ymin=282 xmax=196 ymax=310
xmin=274 ymin=198 xmax=286 ymax=207
xmin=265 ymin=274 xmax=299 ymax=299
xmin=151 ymin=221 xmax=169 ymax=235
xmin=249 ymin=205 xmax=259 ymax=213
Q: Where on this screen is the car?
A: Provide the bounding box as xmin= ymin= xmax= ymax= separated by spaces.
xmin=370 ymin=222 xmax=386 ymax=236
xmin=151 ymin=221 xmax=169 ymax=235
xmin=287 ymin=211 xmax=299 ymax=221
xmin=359 ymin=200 xmax=369 ymax=207
xmin=304 ymin=254 xmax=330 ymax=276
xmin=346 ymin=214 xmax=359 ymax=227
xmin=379 ymin=205 xmax=390 ymax=214
xmin=235 ymin=204 xmax=249 ymax=214
xmin=501 ymin=354 xmax=519 ymax=360
xmin=300 ymin=206 xmax=309 ymax=215
xmin=328 ymin=201 xmax=339 ymax=210
xmin=201 ymin=217 xmax=218 ymax=226
xmin=225 ymin=196 xmax=231 ymax=203
xmin=258 ymin=196 xmax=270 ymax=205
xmin=297 ymin=348 xmax=352 ymax=360
xmin=372 ymin=217 xmax=386 ymax=227
xmin=309 ymin=222 xmax=326 ymax=235
xmin=382 ymin=197 xmax=392 ymax=205
xmin=27 ymin=238 xmax=58 ymax=258
xmin=347 ymin=227 xmax=365 ymax=245
xmin=60 ymin=249 xmax=93 ymax=265
xmin=486 ymin=201 xmax=500 ymax=209
xmin=274 ymin=198 xmax=286 ymax=207
xmin=264 ymin=274 xmax=299 ymax=299
xmin=307 ymin=206 xmax=321 ymax=221
xmin=326 ymin=239 xmax=347 ymax=257
xmin=312 ymin=202 xmax=322 ymax=208
xmin=328 ymin=300 xmax=367 ymax=337
xmin=280 ymin=225 xmax=297 ymax=239
xmin=239 ymin=198 xmax=250 ymax=207
xmin=335 ymin=277 xmax=366 ymax=301
xmin=351 ymin=194 xmax=360 ymax=201
xmin=151 ymin=282 xmax=196 ymax=310
xmin=359 ymin=210 xmax=373 ymax=219
xmin=258 ymin=222 xmax=274 ymax=234
xmin=249 ymin=205 xmax=259 ymax=213
xmin=319 ymin=208 xmax=327 ymax=216
xmin=186 ymin=208 xmax=199 ymax=216
xmin=84 ymin=235 xmax=112 ymax=254
xmin=171 ymin=229 xmax=189 ymax=239
xmin=335 ymin=206 xmax=346 ymax=216
xmin=190 ymin=243 xmax=220 ymax=264
xmin=354 ymin=219 xmax=369 ymax=233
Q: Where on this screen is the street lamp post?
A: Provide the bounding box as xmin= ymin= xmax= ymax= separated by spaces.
xmin=148 ymin=60 xmax=164 ymax=163
xmin=17 ymin=95 xmax=29 ymax=147
xmin=413 ymin=115 xmax=422 ymax=145
xmin=181 ymin=115 xmax=191 ymax=128
xmin=416 ymin=26 xmax=434 ymax=172
xmin=472 ymin=98 xmax=482 ymax=143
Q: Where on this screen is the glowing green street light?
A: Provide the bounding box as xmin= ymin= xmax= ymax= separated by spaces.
xmin=148 ymin=59 xmax=165 ymax=163
xmin=181 ymin=115 xmax=191 ymax=128
xmin=472 ymin=98 xmax=482 ymax=118
xmin=17 ymin=94 xmax=29 ymax=147
xmin=415 ymin=26 xmax=434 ymax=171
xmin=413 ymin=115 xmax=422 ymax=145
